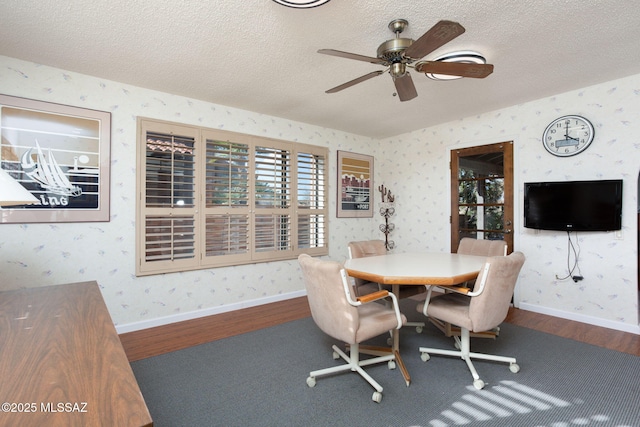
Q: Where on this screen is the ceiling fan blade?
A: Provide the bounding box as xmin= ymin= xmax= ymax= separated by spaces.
xmin=415 ymin=61 xmax=494 ymax=78
xmin=318 ymin=49 xmax=386 ymax=65
xmin=325 ymin=70 xmax=385 ymax=93
xmin=404 ymin=20 xmax=465 ymax=60
xmin=393 ymin=73 xmax=418 ymax=102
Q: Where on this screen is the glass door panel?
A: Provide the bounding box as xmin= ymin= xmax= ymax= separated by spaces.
xmin=451 ymin=142 xmax=514 ymax=253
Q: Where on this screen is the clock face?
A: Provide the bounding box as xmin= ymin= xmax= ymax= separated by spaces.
xmin=542 ymin=115 xmax=594 ymax=157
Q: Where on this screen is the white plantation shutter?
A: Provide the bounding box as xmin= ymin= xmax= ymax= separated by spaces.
xmin=137 ymin=119 xmax=328 ymax=276
xmin=296 ymin=148 xmax=326 ymax=253
xmin=202 ymin=136 xmax=251 ymax=266
xmin=144 ymin=132 xmax=196 ymax=208
xmin=254 ymin=145 xmax=291 ymax=209
xmin=253 ymin=143 xmax=292 ymax=260
xmin=205 ymin=214 xmax=249 ymax=256
xmin=145 ymin=215 xmax=196 ymax=261
xmin=138 ymin=123 xmax=199 ymax=274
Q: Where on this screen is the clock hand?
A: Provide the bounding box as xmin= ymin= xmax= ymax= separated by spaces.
xmin=562 ymin=121 xmax=580 ymax=142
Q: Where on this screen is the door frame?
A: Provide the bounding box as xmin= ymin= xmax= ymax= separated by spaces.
xmin=448 ymin=140 xmax=519 ymax=253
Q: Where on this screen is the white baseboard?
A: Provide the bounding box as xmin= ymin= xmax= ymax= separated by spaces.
xmin=115 ymin=290 xmax=308 ymax=334
xmin=518 ymin=302 xmax=640 ymax=335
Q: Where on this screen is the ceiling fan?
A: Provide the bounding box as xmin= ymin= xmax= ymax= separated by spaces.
xmin=318 ymin=19 xmax=494 ymax=101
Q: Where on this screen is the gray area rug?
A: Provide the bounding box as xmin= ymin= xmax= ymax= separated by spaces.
xmin=131 ymin=301 xmax=640 ymax=427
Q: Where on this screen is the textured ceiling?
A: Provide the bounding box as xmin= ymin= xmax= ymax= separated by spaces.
xmin=1 ymin=0 xmax=640 ymax=139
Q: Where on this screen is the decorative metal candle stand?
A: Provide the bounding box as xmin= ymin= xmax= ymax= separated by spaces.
xmin=378 ymin=185 xmax=396 ymax=250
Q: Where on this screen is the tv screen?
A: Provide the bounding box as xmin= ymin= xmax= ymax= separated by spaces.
xmin=524 ymin=180 xmax=623 ymax=232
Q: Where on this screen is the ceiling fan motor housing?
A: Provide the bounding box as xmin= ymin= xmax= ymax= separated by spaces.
xmin=376 ymin=38 xmax=413 ymax=64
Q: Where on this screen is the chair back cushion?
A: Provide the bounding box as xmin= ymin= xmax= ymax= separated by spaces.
xmin=469 ymin=252 xmax=525 ymax=332
xmin=348 ymin=240 xmax=387 ymax=258
xmin=347 ymin=240 xmax=387 ymax=291
xmin=298 ymin=254 xmax=359 ymax=344
xmin=457 ymin=237 xmax=507 ymax=257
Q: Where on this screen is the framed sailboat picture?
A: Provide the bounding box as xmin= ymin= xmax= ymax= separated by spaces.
xmin=0 ymin=95 xmax=111 ymax=223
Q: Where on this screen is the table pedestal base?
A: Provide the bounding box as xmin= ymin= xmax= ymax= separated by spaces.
xmin=353 ymin=344 xmax=411 ymax=386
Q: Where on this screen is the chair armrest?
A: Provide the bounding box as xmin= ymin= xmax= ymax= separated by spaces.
xmin=356 ymin=290 xmax=403 ymax=329
xmin=340 ymin=269 xmax=404 ymax=329
xmin=421 ymin=264 xmax=491 ymax=316
xmin=425 ymin=263 xmax=491 ymax=311
xmin=438 ymin=285 xmax=471 ymax=295
xmin=463 ymin=262 xmax=491 ymax=297
xmin=356 ymin=290 xmax=389 ymax=303
xmin=383 ymin=290 xmax=404 ymax=330
xmin=422 ymin=286 xmax=433 ymax=316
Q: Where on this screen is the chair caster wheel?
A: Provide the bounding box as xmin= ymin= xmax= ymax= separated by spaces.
xmin=473 ymin=379 xmax=485 ymax=390
xmin=372 ymin=391 xmax=382 ymax=403
xmin=509 ymin=363 xmax=520 ymax=373
xmin=332 ymin=351 xmax=339 ymax=360
xmin=388 ymin=360 xmax=396 ymax=370
xmin=415 ymin=326 xmax=423 ymax=333
xmin=306 ymin=376 xmax=316 ymax=388
xmin=420 ymin=352 xmax=430 ymax=362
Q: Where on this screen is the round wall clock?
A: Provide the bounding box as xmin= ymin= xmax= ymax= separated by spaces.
xmin=542 ymin=115 xmax=594 ymax=157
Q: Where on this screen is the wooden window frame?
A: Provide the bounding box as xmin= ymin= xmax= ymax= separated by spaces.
xmin=136 ymin=118 xmax=328 ymax=276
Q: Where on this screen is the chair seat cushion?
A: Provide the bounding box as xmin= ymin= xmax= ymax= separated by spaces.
xmin=419 ymin=293 xmax=473 ymax=331
xmin=356 ymin=303 xmax=407 ymax=343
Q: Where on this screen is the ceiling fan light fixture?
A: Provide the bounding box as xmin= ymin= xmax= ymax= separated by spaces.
xmin=271 ymin=0 xmax=331 ymax=8
xmin=390 ymin=62 xmax=407 ymax=78
xmin=425 ymin=50 xmax=487 ymax=81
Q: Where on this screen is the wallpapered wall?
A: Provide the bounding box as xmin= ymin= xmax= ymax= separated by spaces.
xmin=0 ymin=55 xmax=377 ymax=330
xmin=378 ymin=74 xmax=639 ymax=331
xmin=0 ymin=55 xmax=638 ymax=332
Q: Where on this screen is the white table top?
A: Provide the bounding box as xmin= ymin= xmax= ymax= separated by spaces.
xmin=343 ymin=252 xmax=487 ymax=285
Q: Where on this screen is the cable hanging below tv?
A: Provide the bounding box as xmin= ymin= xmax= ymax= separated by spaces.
xmin=524 ymin=179 xmax=623 ymax=232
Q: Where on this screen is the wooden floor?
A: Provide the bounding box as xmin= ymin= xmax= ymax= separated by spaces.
xmin=119 ymin=297 xmax=313 ymax=362
xmin=120 ymin=295 xmax=640 ymax=362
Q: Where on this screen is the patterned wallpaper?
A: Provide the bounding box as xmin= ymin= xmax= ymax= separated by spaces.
xmin=0 ymin=55 xmax=377 ymax=330
xmin=0 ymin=55 xmax=638 ymax=332
xmin=379 ymin=75 xmax=639 ymax=330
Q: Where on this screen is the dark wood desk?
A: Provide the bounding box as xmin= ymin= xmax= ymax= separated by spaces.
xmin=344 ymin=252 xmax=486 ymax=385
xmin=0 ymin=281 xmax=152 ymax=427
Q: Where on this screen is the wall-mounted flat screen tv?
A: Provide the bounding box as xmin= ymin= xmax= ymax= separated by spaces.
xmin=524 ymin=179 xmax=623 ymax=232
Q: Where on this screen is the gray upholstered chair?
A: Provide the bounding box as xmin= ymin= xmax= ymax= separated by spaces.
xmin=430 ymin=237 xmax=508 ymax=338
xmin=348 ymin=240 xmax=425 ymax=333
xmin=417 ymin=251 xmax=525 ymax=390
xmin=298 ymin=254 xmax=407 ymax=403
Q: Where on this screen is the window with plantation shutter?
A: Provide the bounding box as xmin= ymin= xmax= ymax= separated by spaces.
xmin=253 ymin=143 xmax=292 ymax=260
xmin=202 ymin=135 xmax=251 ymax=265
xmin=138 ymin=123 xmax=199 ymax=274
xmin=297 ymin=149 xmax=326 ymax=250
xmin=136 ymin=118 xmax=328 ymax=276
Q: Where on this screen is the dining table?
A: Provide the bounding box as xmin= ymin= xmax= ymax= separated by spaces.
xmin=343 ymin=251 xmax=487 ymax=386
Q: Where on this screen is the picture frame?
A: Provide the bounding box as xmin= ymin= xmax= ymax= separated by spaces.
xmin=337 ymin=150 xmax=373 ymax=218
xmin=0 ymin=94 xmax=111 ymax=223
